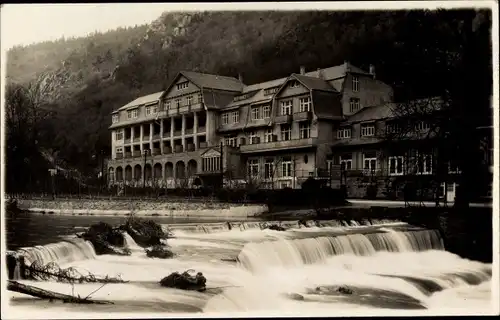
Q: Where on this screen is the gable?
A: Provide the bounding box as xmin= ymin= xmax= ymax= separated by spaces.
xmin=201 ymin=148 xmax=221 ymax=158
xmin=163 ymin=74 xmax=201 ymax=100
xmin=275 ymin=77 xmax=309 ymax=98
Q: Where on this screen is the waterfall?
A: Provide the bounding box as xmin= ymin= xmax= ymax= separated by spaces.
xmin=17 ymin=238 xmax=97 ymax=266
xmin=122 ymin=232 xmax=143 ymax=251
xmin=238 ymin=229 xmax=443 ymax=273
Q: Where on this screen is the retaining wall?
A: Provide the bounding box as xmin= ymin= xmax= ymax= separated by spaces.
xmin=15 ymin=199 xmax=268 ymax=218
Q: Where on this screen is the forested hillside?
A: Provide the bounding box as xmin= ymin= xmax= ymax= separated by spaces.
xmin=5 ymin=9 xmax=492 ymax=193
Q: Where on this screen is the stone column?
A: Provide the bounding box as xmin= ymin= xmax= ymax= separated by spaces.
xmin=193 ymin=112 xmax=199 ymax=150
xmin=170 ymin=117 xmax=175 ymax=149
xmin=140 ymin=125 xmax=144 ymax=153
xmin=205 ymin=111 xmax=210 ymax=147
xmin=181 ymin=114 xmax=186 ymax=151
xmin=159 ymin=120 xmax=164 ymax=154
xmin=150 ymin=123 xmax=153 ymax=143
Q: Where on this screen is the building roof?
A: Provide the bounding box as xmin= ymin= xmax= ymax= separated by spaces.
xmin=345 ymin=103 xmax=395 ymax=124
xmin=117 ymin=91 xmax=163 ymax=111
xmin=181 ymin=70 xmax=244 ymax=92
xmin=292 ymin=73 xmax=338 ymax=93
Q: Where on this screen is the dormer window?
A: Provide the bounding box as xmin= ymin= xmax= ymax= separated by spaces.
xmin=299 ymin=97 xmax=311 ymax=112
xmin=186 ymin=95 xmax=193 ymax=105
xmin=264 ymin=87 xmax=279 ymax=96
xmin=145 ymin=106 xmax=152 ymax=116
xmin=234 ymin=94 xmax=248 ymax=102
xmin=352 ymin=76 xmax=359 ymax=92
xmin=361 ymin=123 xmax=375 ymax=136
xmin=349 ymin=98 xmax=360 ymax=113
xmin=280 ymin=100 xmax=292 ymax=115
xmin=289 ymin=80 xmax=300 ymax=88
xmin=251 ymin=106 xmax=261 ymax=120
xmin=337 ymin=127 xmax=351 ymax=139
xmin=112 ymin=114 xmax=119 ymax=124
xmin=177 ymin=81 xmax=189 ymax=90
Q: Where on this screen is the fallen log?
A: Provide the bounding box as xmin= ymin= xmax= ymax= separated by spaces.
xmin=7 ymin=280 xmax=114 ymax=304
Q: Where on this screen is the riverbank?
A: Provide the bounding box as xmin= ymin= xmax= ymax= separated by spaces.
xmin=14 ymin=199 xmax=268 ymax=218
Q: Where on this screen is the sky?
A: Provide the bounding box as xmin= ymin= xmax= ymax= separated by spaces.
xmin=1 ymin=3 xmax=175 ymax=49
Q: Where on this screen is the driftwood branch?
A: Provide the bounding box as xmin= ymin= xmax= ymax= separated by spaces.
xmin=7 ymin=280 xmax=114 ymax=305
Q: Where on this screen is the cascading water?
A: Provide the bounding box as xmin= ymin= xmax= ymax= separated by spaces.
xmin=6 ymin=219 xmax=493 ymax=317
xmin=17 ymin=238 xmax=97 ymax=266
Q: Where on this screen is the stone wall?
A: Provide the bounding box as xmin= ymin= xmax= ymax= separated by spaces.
xmin=16 ymin=199 xmax=268 ymax=218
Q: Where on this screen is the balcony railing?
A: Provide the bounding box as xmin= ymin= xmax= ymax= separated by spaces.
xmin=152 ymin=148 xmax=161 ymax=156
xmin=198 ymin=126 xmax=206 ymax=133
xmin=116 ymin=153 xmax=124 ymax=159
xmin=124 ymin=152 xmax=132 ymax=158
xmin=133 ymin=137 xmax=140 ymax=143
xmin=293 ymin=111 xmax=312 ymax=122
xmin=174 ymin=130 xmax=182 ymax=137
xmin=152 ymin=134 xmax=160 ymax=140
xmin=163 ymin=146 xmax=172 ymax=154
xmin=143 ymin=134 xmax=150 ymax=140
xmin=185 ymin=128 xmax=194 ymax=135
xmin=163 ymin=131 xmax=171 ymax=138
xmin=240 ymin=137 xmax=318 ymax=153
xmin=132 ymin=151 xmax=142 ymax=157
xmin=275 ymin=114 xmax=293 ymax=124
xmin=174 ymin=145 xmax=184 ymax=153
xmin=124 ymin=138 xmax=131 ymax=144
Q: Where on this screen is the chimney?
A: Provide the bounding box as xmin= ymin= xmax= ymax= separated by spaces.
xmin=369 ymin=64 xmax=376 ymax=79
xmin=317 ymin=68 xmax=324 ymax=79
xmin=238 ymin=73 xmax=243 ymax=83
xmin=344 ymin=60 xmax=350 ymax=72
xmin=299 ymin=66 xmax=306 ymax=75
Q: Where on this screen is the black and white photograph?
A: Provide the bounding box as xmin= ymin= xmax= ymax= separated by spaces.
xmin=1 ymin=2 xmax=498 ymax=318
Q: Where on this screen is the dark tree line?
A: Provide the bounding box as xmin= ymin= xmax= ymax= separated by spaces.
xmin=5 ymin=9 xmax=493 ymax=204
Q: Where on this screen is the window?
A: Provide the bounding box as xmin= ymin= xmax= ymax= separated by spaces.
xmin=289 ymin=80 xmax=300 ymax=88
xmin=165 ymin=100 xmax=171 ymax=110
xmin=417 ymin=153 xmax=433 ymax=174
xmin=263 ymin=105 xmax=271 ymax=118
xmin=337 ymin=128 xmax=351 ymax=139
xmin=231 ymin=111 xmax=239 ymax=123
xmin=203 ymin=156 xmax=221 ymax=172
xmin=177 ymin=82 xmax=188 ymax=90
xmin=386 ymin=122 xmax=401 ymax=134
xmin=264 ymin=87 xmax=278 ymax=96
xmin=247 ymin=159 xmax=259 ymax=177
xmin=146 ymin=106 xmax=152 ymax=116
xmin=299 ymin=97 xmax=311 ymax=112
xmin=415 ymin=121 xmax=430 ymax=131
xmin=363 ymin=154 xmax=377 ymax=173
xmin=131 ymin=109 xmax=138 ymax=118
xmin=389 ymin=156 xmax=404 ymax=176
xmin=349 ymin=98 xmax=360 ymax=113
xmin=352 ymin=76 xmax=359 ymax=92
xmin=112 ymin=114 xmax=119 ymax=123
xmin=225 ymin=136 xmax=237 ymax=147
xmin=265 ymin=129 xmax=274 ymax=142
xmin=251 ymin=106 xmax=261 ymax=120
xmin=127 ymin=110 xmax=132 ymax=119
xmin=152 ymin=105 xmax=158 ymax=113
xmin=186 ymin=95 xmax=193 ymax=105
xmin=197 ymin=93 xmax=203 ymax=103
xmin=264 ymin=159 xmax=275 ymax=179
xmin=222 ymin=113 xmax=229 ymax=125
xmin=281 ymin=124 xmax=291 ymax=141
xmin=234 ymin=94 xmax=247 ymax=102
xmin=299 ymin=122 xmax=310 ymax=139
xmin=280 ymin=100 xmax=292 ymax=115
xmin=249 ymin=132 xmax=259 ymax=145
xmin=281 ymin=157 xmax=292 ymax=177
xmin=449 ymin=159 xmax=460 ymax=174
xmin=361 ymin=123 xmax=375 ymax=136
xmin=115 ymin=130 xmax=124 ymax=140
xmin=175 ymin=98 xmax=181 ymax=109
xmin=340 ymin=154 xmax=352 ymax=171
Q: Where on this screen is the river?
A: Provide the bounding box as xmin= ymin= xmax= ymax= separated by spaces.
xmin=4 ymin=212 xmax=494 ymax=318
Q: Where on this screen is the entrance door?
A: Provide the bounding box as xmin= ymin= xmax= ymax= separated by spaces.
xmin=446 ymin=183 xmax=457 ymax=203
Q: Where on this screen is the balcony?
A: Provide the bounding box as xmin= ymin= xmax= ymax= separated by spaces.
xmin=133 ymin=137 xmax=140 ymax=143
xmin=163 ymin=146 xmax=172 ymax=154
xmin=293 ymin=111 xmax=312 ymax=122
xmin=275 ymin=114 xmax=293 ymax=124
xmin=152 ymin=134 xmax=160 ymax=141
xmin=143 ymin=134 xmax=150 ymax=141
xmin=124 ymin=151 xmax=132 ymax=158
xmin=124 ymin=138 xmax=131 ymax=144
xmin=198 ymin=126 xmax=206 ymax=133
xmin=185 ymin=128 xmax=194 ymax=135
xmin=179 ymin=105 xmax=191 ymax=114
xmin=163 ymin=132 xmax=171 ymax=138
xmin=116 ymin=153 xmax=124 ymax=159
xmin=186 ymin=143 xmax=196 ymax=152
xmin=174 ymin=145 xmax=184 ymax=153
xmin=174 ymin=130 xmax=182 ymax=137
xmin=132 ymin=151 xmax=142 ymax=157
xmin=240 ymin=137 xmax=318 ymax=153
xmin=152 ymin=148 xmax=161 ymax=156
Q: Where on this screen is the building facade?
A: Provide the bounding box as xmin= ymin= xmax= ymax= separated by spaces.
xmin=107 ymin=62 xmax=400 ymax=190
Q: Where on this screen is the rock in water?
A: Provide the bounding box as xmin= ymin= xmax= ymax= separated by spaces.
xmin=145 ymin=245 xmax=174 ymax=259
xmin=160 ymin=270 xmax=207 ymax=292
